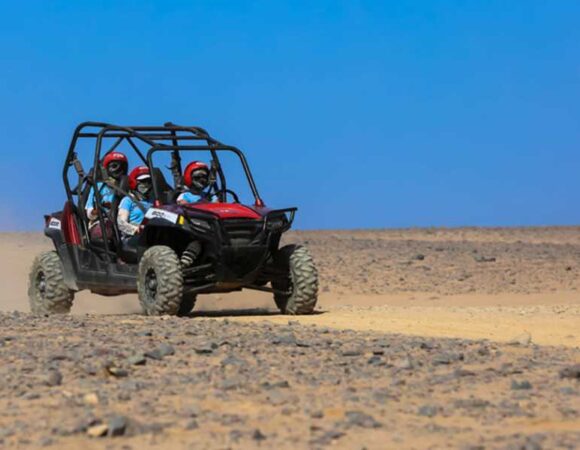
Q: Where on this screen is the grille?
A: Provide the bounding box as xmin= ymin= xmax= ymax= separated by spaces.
xmin=222 ymin=219 xmax=263 ymax=245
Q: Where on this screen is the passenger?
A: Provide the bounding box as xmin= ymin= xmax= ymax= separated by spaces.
xmin=177 ymin=161 xmax=214 ymax=204
xmin=117 ymin=166 xmax=153 ymax=237
xmin=86 ymin=152 xmax=128 ymax=220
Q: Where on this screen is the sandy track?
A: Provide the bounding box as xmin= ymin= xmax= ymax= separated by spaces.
xmin=1 ymin=230 xmax=579 ymax=348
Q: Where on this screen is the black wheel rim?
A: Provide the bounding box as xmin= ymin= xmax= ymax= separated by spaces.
xmin=144 ymin=268 xmax=158 ymax=304
xmin=36 ymin=271 xmax=46 ymax=297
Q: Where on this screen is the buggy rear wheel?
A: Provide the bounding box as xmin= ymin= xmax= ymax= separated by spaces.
xmin=272 ymin=245 xmax=319 ymax=315
xmin=138 ymin=246 xmax=185 ymax=316
xmin=28 ymin=251 xmax=74 ymax=315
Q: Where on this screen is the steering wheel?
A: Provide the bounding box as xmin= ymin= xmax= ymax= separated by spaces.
xmin=215 ymin=189 xmax=240 ymax=203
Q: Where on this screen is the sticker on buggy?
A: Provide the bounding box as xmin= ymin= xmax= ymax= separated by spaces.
xmin=145 ymin=208 xmax=179 ymax=224
xmin=48 ymin=218 xmax=61 ymax=230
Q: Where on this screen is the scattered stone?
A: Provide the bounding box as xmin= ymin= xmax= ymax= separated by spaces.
xmin=107 ymin=366 xmax=129 ymax=378
xmin=194 ymin=341 xmax=216 ymax=354
xmin=157 ymin=343 xmax=175 ymax=357
xmin=432 ymin=352 xmax=463 ymax=365
xmin=511 ymin=380 xmax=533 ymax=390
xmin=83 ymin=393 xmax=100 ymax=405
xmin=184 ymin=419 xmax=199 ymax=430
xmin=107 ymin=415 xmax=127 ymax=437
xmin=418 ymin=405 xmax=439 ymax=417
xmin=43 ymin=370 xmax=62 ymax=387
xmin=474 ymin=255 xmax=496 ymax=263
xmin=341 ymin=347 xmax=363 ymax=357
xmin=127 ymin=353 xmax=147 ymax=366
xmin=271 ymin=334 xmax=296 ymax=345
xmin=252 ymin=429 xmax=267 ymax=441
xmin=559 ymin=364 xmax=580 ymax=379
xmin=86 ymin=424 xmax=108 ymax=438
xmin=345 ymin=411 xmax=382 ymax=428
xmin=508 ymin=332 xmax=532 ymax=346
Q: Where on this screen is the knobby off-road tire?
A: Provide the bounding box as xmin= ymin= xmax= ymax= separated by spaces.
xmin=272 ymin=245 xmax=319 ymax=315
xmin=28 ymin=251 xmax=74 ymax=315
xmin=138 ymin=246 xmax=185 ymax=316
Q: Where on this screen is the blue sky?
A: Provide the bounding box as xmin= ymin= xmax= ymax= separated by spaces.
xmin=1 ymin=0 xmax=579 ymax=230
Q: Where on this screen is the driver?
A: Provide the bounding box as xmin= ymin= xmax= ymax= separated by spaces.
xmin=117 ymin=166 xmax=153 ymax=237
xmin=177 ymin=161 xmax=214 ymax=204
xmin=86 ymin=152 xmax=128 ymax=220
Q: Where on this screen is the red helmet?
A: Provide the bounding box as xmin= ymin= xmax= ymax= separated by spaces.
xmin=128 ymin=166 xmax=150 ymax=190
xmin=183 ymin=161 xmax=209 ymax=187
xmin=103 ymin=152 xmax=128 ymax=168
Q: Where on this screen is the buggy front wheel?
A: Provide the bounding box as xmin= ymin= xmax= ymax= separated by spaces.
xmin=271 ymin=245 xmax=319 ymax=315
xmin=137 ymin=246 xmax=185 ymax=316
xmin=28 ymin=251 xmax=74 ymax=315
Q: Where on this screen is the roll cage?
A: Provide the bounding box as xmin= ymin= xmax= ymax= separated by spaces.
xmin=63 ymin=122 xmax=266 ymax=255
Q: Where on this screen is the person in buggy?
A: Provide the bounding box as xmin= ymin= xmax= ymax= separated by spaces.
xmin=177 ymin=161 xmax=215 ymax=204
xmin=86 ymin=151 xmax=128 ymax=220
xmin=117 ymin=166 xmax=153 ymax=238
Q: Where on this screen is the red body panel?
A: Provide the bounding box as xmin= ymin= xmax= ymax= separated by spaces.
xmin=185 ymin=202 xmax=262 ymax=220
xmin=62 ymin=201 xmax=81 ymax=245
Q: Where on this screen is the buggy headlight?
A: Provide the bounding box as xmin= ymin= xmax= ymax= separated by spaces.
xmin=267 ymin=217 xmax=285 ymax=231
xmin=190 ymin=218 xmax=211 ymax=231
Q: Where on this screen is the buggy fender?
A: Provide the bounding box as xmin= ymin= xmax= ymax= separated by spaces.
xmin=44 ymin=227 xmax=79 ymax=290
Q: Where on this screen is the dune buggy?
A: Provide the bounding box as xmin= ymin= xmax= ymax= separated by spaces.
xmin=28 ymin=122 xmax=318 ymax=316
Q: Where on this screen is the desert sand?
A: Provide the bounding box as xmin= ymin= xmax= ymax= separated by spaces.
xmin=0 ymin=228 xmax=579 ymax=449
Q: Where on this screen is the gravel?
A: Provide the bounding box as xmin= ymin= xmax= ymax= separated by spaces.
xmin=0 ymin=312 xmax=577 ymax=448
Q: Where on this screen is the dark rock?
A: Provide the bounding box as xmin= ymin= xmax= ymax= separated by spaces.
xmin=185 ymin=419 xmax=199 ymax=430
xmin=418 ymin=405 xmax=439 ymax=417
xmin=262 ymin=380 xmax=290 ymax=390
xmin=220 ymin=378 xmax=242 ymax=391
xmin=271 ymin=334 xmax=296 ymax=345
xmin=252 ymin=429 xmax=267 ymax=441
xmin=454 ymin=398 xmax=490 ymax=409
xmin=341 ymin=347 xmax=363 ymax=357
xmin=127 ymin=353 xmax=146 ymax=366
xmin=310 ymin=410 xmax=324 ymax=419
xmin=412 ymin=254 xmax=426 ymax=261
xmin=144 ymin=349 xmax=164 ymax=360
xmin=107 ymin=415 xmax=127 ymax=437
xmin=221 ymin=355 xmax=246 ymax=366
xmin=311 ymin=429 xmax=345 ymax=445
xmin=559 ymin=364 xmax=580 ymax=379
xmin=432 ymin=352 xmax=463 ymax=365
xmin=136 ymin=331 xmax=153 ymax=337
xmin=345 ymin=411 xmax=382 ymax=428
xmin=194 ymin=341 xmax=217 ymax=354
xmin=474 ymin=255 xmax=496 ymax=263
xmin=157 ymin=343 xmax=175 ymax=357
xmin=511 ymin=380 xmax=533 ymax=390
xmin=44 ymin=370 xmax=62 ymax=387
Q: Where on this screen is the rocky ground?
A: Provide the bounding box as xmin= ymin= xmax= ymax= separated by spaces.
xmin=1 ymin=227 xmax=580 ymax=449
xmin=286 ymin=228 xmax=580 ymax=296
xmin=0 ymin=313 xmax=579 ymax=449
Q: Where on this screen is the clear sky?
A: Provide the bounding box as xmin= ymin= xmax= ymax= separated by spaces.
xmin=1 ymin=0 xmax=579 ymax=230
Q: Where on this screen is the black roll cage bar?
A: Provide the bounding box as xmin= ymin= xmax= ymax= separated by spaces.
xmin=63 ymin=121 xmax=263 ymax=206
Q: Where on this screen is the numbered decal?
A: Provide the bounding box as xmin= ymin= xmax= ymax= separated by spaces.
xmin=48 ymin=218 xmax=61 ymax=230
xmin=145 ymin=208 xmax=179 ymax=224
